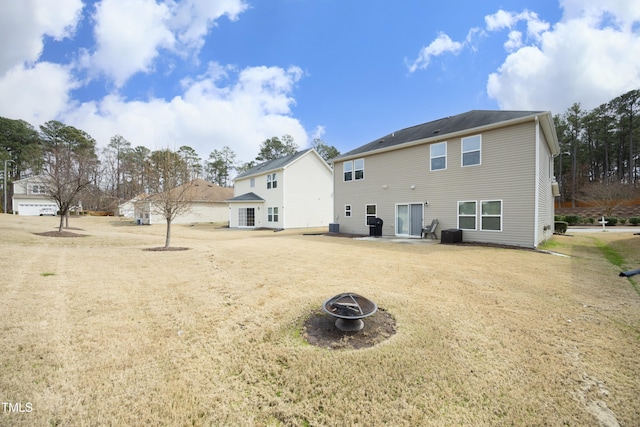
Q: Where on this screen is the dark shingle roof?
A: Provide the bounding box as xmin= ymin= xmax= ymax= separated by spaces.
xmin=225 ymin=192 xmax=265 ymax=202
xmin=337 ymin=110 xmax=544 ymax=159
xmin=234 ymin=148 xmax=313 ymax=180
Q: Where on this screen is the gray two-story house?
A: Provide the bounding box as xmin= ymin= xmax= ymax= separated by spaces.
xmin=332 ymin=110 xmax=560 ymax=248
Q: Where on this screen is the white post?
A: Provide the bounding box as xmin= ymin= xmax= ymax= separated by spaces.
xmin=598 ymin=216 xmax=608 ymax=231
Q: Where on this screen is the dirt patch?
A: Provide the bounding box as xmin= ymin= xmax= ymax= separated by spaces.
xmin=143 ymin=247 xmax=190 ymax=251
xmin=35 ymin=231 xmax=87 ymax=238
xmin=303 ymin=307 xmax=397 ymax=350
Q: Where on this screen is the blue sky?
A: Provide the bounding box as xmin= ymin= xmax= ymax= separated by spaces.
xmin=0 ymin=0 xmax=639 ymax=167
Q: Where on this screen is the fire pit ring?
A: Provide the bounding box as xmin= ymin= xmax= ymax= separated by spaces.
xmin=322 ymin=293 xmax=378 ymax=332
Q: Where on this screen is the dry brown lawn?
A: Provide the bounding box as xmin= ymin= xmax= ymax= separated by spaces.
xmin=1 ymin=215 xmax=639 ymax=426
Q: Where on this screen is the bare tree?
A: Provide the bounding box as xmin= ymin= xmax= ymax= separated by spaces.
xmin=577 ymin=181 xmax=639 ymax=217
xmin=40 ymin=120 xmax=99 ymax=231
xmin=146 ymin=149 xmax=194 ymax=248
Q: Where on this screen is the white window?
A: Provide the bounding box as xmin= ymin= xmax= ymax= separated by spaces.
xmin=31 ymin=184 xmax=47 ymax=194
xmin=481 ymin=200 xmax=502 ymax=231
xmin=268 ymin=207 xmax=279 ymax=222
xmin=430 ymin=142 xmax=447 ymax=171
xmin=354 ymin=158 xmax=364 ymax=180
xmin=343 ymin=161 xmax=353 ymax=181
xmin=345 ymin=205 xmax=351 ymax=217
xmin=365 ymin=204 xmax=376 ymax=225
xmin=462 ymin=135 xmax=481 ymax=167
xmin=458 ymin=201 xmax=477 ymax=230
xmin=267 ymin=173 xmax=277 ymax=189
xmin=250 ymin=178 xmax=255 ymax=188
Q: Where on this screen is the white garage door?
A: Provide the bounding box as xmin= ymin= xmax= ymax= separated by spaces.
xmin=17 ymin=203 xmax=57 ymax=216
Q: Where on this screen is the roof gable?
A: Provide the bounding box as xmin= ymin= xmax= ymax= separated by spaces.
xmin=336 ymin=110 xmax=546 ymax=160
xmin=226 ymin=192 xmax=265 ymax=202
xmin=141 ymin=179 xmax=233 ymax=202
xmin=234 ymin=148 xmax=319 ymax=180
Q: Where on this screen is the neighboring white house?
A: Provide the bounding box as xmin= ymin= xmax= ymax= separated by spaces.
xmin=227 ymin=149 xmax=333 ymax=229
xmin=11 ymin=175 xmax=58 ymax=216
xmin=134 ymin=179 xmax=233 ymax=225
xmin=332 ymin=110 xmax=561 ymax=248
xmin=117 ymin=195 xmax=144 ymax=218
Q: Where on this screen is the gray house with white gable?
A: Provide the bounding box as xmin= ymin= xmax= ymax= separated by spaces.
xmin=332 ymin=110 xmax=560 ymax=248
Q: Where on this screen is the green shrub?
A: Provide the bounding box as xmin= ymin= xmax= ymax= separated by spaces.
xmin=563 ymin=215 xmax=581 ymax=226
xmin=587 ymin=217 xmax=595 ymax=224
xmin=604 ymin=217 xmax=618 ymax=226
xmin=619 ymin=218 xmax=626 ymax=225
xmin=629 ymin=217 xmax=640 ymax=225
xmin=554 ymin=221 xmax=568 ymax=234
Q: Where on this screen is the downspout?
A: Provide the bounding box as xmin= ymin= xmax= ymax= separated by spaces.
xmin=534 ymin=116 xmax=541 ymax=248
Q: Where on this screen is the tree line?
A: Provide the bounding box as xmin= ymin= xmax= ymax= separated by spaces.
xmin=554 ymin=88 xmax=640 ymax=208
xmin=0 ymin=117 xmax=341 ymax=215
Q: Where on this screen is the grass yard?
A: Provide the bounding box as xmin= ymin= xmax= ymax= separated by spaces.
xmin=1 ymin=215 xmax=639 ymax=426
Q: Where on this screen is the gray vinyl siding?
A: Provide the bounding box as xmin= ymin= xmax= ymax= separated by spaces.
xmin=334 ymin=121 xmax=541 ymax=247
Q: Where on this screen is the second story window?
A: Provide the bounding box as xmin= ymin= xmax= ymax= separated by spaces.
xmin=343 ymin=159 xmax=364 ymax=181
xmin=430 ymin=142 xmax=447 ymax=171
xmin=250 ymin=178 xmax=255 ymax=188
xmin=343 ymin=161 xmax=353 ymax=181
xmin=31 ymin=184 xmax=47 ymax=194
xmin=462 ymin=135 xmax=481 ymax=167
xmin=267 ymin=173 xmax=277 ymax=189
xmin=354 ymin=158 xmax=364 ymax=180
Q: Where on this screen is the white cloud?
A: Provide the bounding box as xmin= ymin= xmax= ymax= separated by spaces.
xmin=487 ymin=1 xmax=640 ymax=113
xmin=0 ymin=0 xmax=83 ymax=75
xmin=80 ymin=0 xmax=249 ymax=87
xmin=62 ymin=64 xmax=308 ymax=163
xmin=0 ymin=0 xmax=306 ymax=164
xmin=169 ymin=0 xmax=248 ymax=51
xmin=504 ymin=31 xmax=523 ymax=51
xmin=0 ymin=63 xmax=77 ymax=124
xmin=81 ymin=0 xmax=175 ymax=87
xmin=485 ymin=10 xmax=549 ymax=42
xmin=560 ymin=0 xmax=640 ymax=30
xmin=406 ymin=32 xmax=464 ymax=73
xmin=311 ymin=126 xmax=326 ymax=141
xmin=485 ymin=10 xmax=519 ymax=31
